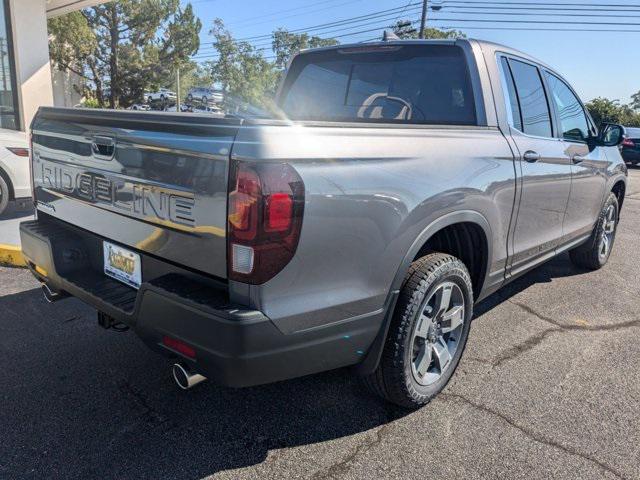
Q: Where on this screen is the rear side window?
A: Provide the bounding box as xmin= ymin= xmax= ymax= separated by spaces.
xmin=500 ymin=57 xmax=523 ymax=132
xmin=507 ymin=59 xmax=553 ymax=138
xmin=544 ymin=72 xmax=589 ymax=143
xmin=279 ymin=45 xmax=476 ymax=125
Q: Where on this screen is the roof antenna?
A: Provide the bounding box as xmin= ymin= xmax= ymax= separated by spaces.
xmin=382 ymin=30 xmax=400 ymax=41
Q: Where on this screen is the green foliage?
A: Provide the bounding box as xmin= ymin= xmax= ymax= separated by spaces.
xmin=586 ymin=97 xmax=640 ymax=128
xmin=48 ymin=0 xmax=201 ymax=108
xmin=209 ymin=18 xmax=280 ymax=109
xmin=392 ymin=21 xmax=466 ymax=40
xmin=178 ymin=63 xmax=214 ymax=99
xmin=631 ymin=90 xmax=640 ymax=111
xmin=271 ymin=29 xmax=338 ymax=69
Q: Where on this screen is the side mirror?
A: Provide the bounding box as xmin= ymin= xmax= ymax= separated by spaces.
xmin=597 ymin=123 xmax=625 ymax=147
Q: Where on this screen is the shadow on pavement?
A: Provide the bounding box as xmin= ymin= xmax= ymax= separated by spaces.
xmin=0 ymin=286 xmax=407 ymax=479
xmin=1 ymin=253 xmax=586 ymax=479
xmin=0 ymin=200 xmax=33 ymax=221
xmin=475 ymin=252 xmax=586 ymax=317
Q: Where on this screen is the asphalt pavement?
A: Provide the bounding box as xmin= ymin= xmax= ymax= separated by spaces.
xmin=0 ymin=200 xmax=34 ymax=245
xmin=1 ymin=169 xmax=639 ymax=480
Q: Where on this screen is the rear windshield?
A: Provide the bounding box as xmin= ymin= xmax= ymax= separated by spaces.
xmin=278 ymin=44 xmax=477 ymax=125
xmin=625 ymin=127 xmax=640 ymax=138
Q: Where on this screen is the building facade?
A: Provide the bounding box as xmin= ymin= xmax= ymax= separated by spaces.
xmin=0 ymin=0 xmax=104 ymax=133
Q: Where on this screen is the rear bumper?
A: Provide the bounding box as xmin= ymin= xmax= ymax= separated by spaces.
xmin=20 ymin=216 xmax=379 ymax=387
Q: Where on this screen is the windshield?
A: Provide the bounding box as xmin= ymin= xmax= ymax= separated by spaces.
xmin=278 ymin=44 xmax=476 ymax=125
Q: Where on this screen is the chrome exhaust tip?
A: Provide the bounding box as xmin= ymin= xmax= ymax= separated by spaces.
xmin=172 ymin=363 xmax=206 ymax=390
xmin=41 ymin=283 xmax=68 ymax=303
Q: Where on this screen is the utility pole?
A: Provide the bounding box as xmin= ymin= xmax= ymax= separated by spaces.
xmin=418 ymin=0 xmax=428 ymax=39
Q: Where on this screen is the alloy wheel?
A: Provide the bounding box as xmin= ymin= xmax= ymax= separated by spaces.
xmin=599 ymin=204 xmax=617 ymax=262
xmin=410 ymin=281 xmax=465 ymax=386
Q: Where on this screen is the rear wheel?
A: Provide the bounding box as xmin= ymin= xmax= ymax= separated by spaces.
xmin=569 ymin=192 xmax=619 ymax=270
xmin=363 ymin=253 xmax=473 ymax=409
xmin=0 ymin=174 xmax=9 ymax=216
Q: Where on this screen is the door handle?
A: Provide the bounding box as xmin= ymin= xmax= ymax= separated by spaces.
xmin=571 ymin=154 xmax=585 ymax=164
xmin=523 ymin=150 xmax=540 ymax=163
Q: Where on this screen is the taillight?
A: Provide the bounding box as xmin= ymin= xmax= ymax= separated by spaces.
xmin=28 ymin=134 xmax=36 ymax=206
xmin=6 ymin=147 xmax=29 ymax=157
xmin=228 ymin=160 xmax=304 ymax=284
xmin=622 ymin=138 xmax=635 ymax=148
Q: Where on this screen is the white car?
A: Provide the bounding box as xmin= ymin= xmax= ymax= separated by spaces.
xmin=145 ymin=88 xmax=177 ymax=103
xmin=0 ymin=128 xmax=30 ymax=216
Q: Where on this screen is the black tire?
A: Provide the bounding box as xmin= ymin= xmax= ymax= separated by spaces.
xmin=363 ymin=252 xmax=473 ymax=409
xmin=569 ymin=192 xmax=619 ymax=270
xmin=0 ymin=174 xmax=9 ymax=217
xmin=147 ymin=96 xmax=153 ymax=104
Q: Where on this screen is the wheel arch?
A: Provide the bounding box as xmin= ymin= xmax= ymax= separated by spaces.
xmin=356 ymin=210 xmax=492 ymax=375
xmin=391 ymin=210 xmax=492 ymax=299
xmin=611 ymin=179 xmax=626 ymax=213
xmin=0 ymin=166 xmax=15 ymax=201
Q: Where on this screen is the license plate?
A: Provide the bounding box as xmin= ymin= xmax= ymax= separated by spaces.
xmin=103 ymin=242 xmax=142 ymax=289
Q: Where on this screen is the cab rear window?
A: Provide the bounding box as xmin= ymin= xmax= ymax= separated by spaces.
xmin=279 ymin=44 xmax=476 ymax=125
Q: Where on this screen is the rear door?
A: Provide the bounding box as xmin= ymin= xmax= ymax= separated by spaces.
xmin=31 ymin=108 xmax=241 ymax=278
xmin=542 ymin=71 xmax=607 ymax=242
xmin=499 ymin=56 xmax=573 ymax=274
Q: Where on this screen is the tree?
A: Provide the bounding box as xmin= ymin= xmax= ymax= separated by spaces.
xmin=586 ymin=97 xmax=640 ymax=128
xmin=271 ymin=29 xmax=338 ymax=69
xmin=631 ymin=90 xmax=640 ymax=111
xmin=209 ymin=18 xmax=279 ymax=109
xmin=178 ymin=63 xmax=214 ymax=99
xmin=48 ymin=0 xmax=201 ymax=108
xmin=392 ymin=20 xmax=466 ymax=40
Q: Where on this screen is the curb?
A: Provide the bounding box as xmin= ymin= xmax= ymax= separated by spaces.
xmin=0 ymin=244 xmax=26 ymax=267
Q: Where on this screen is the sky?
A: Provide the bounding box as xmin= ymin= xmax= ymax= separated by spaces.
xmin=182 ymin=0 xmax=640 ymax=104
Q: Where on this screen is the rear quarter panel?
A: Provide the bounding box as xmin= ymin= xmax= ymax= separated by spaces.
xmin=231 ymin=124 xmax=516 ymax=334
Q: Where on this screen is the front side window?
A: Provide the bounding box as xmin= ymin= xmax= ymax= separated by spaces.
xmin=507 ymin=59 xmax=552 ymax=138
xmin=279 ymin=45 xmax=476 ymax=125
xmin=544 ymin=72 xmax=590 ymax=143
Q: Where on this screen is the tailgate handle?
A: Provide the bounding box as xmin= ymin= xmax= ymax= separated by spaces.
xmin=91 ymin=136 xmax=116 ymax=160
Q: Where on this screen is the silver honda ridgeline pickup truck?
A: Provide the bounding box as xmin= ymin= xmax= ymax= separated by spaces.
xmin=21 ymin=39 xmax=627 ymax=408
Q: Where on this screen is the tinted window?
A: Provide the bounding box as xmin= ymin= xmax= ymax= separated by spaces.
xmin=508 ymin=59 xmax=552 ymax=138
xmin=544 ymin=72 xmax=589 ymax=142
xmin=280 ymin=45 xmax=476 ymax=125
xmin=500 ymin=57 xmax=523 ymax=132
xmin=625 ymin=127 xmax=640 ymax=139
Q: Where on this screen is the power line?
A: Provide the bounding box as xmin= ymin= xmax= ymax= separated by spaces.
xmin=196 ymin=4 xmax=425 ymax=53
xmin=429 ymin=17 xmax=640 ymax=25
xmin=438 ymin=24 xmax=640 ymax=32
xmin=435 ymin=3 xmax=640 ymax=12
xmin=432 ymin=0 xmax=640 ymax=7
xmin=228 ymin=3 xmax=422 ymax=42
xmin=442 ymin=8 xmax=640 ymax=17
xmin=221 ymin=0 xmax=365 ymax=26
xmin=192 ymin=20 xmax=422 ymax=61
xmin=196 ymin=8 xmax=422 ymax=52
xmin=218 ymin=0 xmax=368 ymax=30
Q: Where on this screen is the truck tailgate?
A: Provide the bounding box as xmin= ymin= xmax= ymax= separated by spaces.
xmin=31 ymin=108 xmax=241 ymax=279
